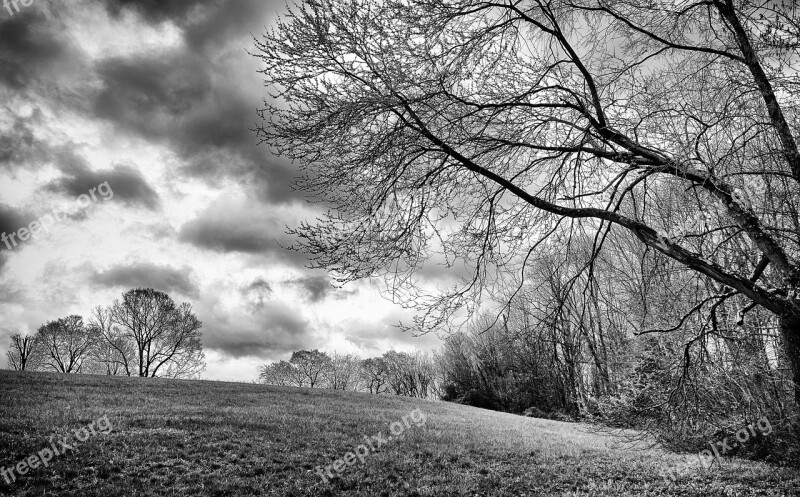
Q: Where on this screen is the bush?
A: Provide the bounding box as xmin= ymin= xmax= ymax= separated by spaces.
xmin=523 ymin=406 xmax=547 ymax=419
xmin=460 ymin=389 xmax=499 ymax=410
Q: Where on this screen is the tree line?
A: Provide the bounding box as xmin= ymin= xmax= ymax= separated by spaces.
xmin=6 ymin=288 xmax=205 ymax=379
xmin=259 ymin=349 xmax=440 ymax=398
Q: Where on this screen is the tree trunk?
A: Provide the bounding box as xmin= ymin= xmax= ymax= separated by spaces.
xmin=779 ymin=315 xmax=800 ymax=406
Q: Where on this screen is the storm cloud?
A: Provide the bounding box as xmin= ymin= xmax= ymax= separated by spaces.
xmin=200 ymin=300 xmax=312 ymax=359
xmin=93 ymin=0 xmax=300 ymax=204
xmin=178 ymin=197 xmax=307 ymax=263
xmin=91 ymin=262 xmax=198 ymax=297
xmin=286 ymin=275 xmax=334 ymax=303
xmin=0 ymin=10 xmax=75 ymax=89
xmin=46 ymin=149 xmax=160 ymax=209
xmin=0 ymin=204 xmax=35 ymax=252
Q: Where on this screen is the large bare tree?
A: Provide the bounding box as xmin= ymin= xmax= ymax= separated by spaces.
xmin=95 ymin=288 xmax=205 ymax=378
xmin=256 ymin=0 xmax=800 ymax=404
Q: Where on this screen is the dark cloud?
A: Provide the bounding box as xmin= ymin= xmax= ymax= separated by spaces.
xmin=46 ymin=148 xmax=160 ymax=210
xmin=92 ymin=51 xmax=299 ymax=204
xmin=93 ymin=52 xmax=212 ymax=140
xmin=241 ymin=278 xmax=273 ymax=310
xmin=2 ymin=0 xmax=301 ymax=203
xmin=341 ymin=308 xmax=441 ymax=355
xmin=177 ymin=200 xmax=305 ymax=262
xmin=246 ymin=278 xmax=272 ymax=293
xmin=105 ymin=0 xmax=281 ymax=53
xmin=0 ymin=112 xmax=46 ymax=171
xmin=92 ymin=0 xmax=300 ymax=205
xmin=91 ymin=262 xmax=198 ymax=297
xmin=0 ymin=204 xmax=32 ymax=237
xmin=185 ymin=3 xmax=276 ymax=52
xmin=105 ymin=0 xmax=208 ymax=23
xmin=179 ymin=215 xmax=277 ymax=254
xmin=0 ymin=204 xmax=35 ymax=251
xmin=201 ymin=301 xmax=311 ymax=359
xmin=286 ymin=275 xmax=333 ymax=303
xmin=0 ymin=10 xmax=70 ymax=89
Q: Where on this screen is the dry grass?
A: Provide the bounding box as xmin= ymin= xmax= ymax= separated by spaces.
xmin=0 ymin=370 xmax=798 ymax=496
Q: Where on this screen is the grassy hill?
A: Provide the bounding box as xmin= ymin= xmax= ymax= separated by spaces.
xmin=0 ymin=370 xmax=797 ymax=496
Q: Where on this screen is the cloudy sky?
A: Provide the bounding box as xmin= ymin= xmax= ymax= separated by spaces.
xmin=0 ymin=0 xmax=442 ymax=380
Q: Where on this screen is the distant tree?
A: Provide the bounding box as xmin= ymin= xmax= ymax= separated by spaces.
xmin=259 ymin=362 xmax=282 ymax=385
xmin=326 ymin=352 xmax=362 ymax=391
xmin=6 ymin=333 xmax=38 ymax=371
xmin=360 ymin=357 xmax=389 ymax=394
xmin=290 ymin=349 xmax=331 ymax=388
xmin=259 ymin=360 xmax=302 ymax=386
xmin=259 ymin=348 xmax=436 ymax=394
xmin=383 ymin=351 xmax=417 ymax=396
xmin=411 ymin=351 xmax=438 ymax=398
xmin=35 ymin=315 xmax=96 ymax=373
xmin=95 ymin=288 xmax=205 ymax=378
xmin=88 ymin=306 xmax=135 ymax=376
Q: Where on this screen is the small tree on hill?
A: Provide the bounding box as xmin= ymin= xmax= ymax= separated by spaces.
xmin=6 ymin=333 xmax=39 ymax=371
xmin=259 ymin=360 xmax=301 ymax=386
xmin=326 ymin=352 xmax=362 ymax=391
xmin=290 ymin=349 xmax=331 ymax=388
xmin=360 ymin=357 xmax=389 ymax=394
xmin=35 ymin=315 xmax=96 ymax=373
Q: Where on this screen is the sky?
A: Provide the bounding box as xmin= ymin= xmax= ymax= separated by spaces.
xmin=0 ymin=0 xmax=443 ymax=381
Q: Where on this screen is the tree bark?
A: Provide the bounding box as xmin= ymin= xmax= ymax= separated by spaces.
xmin=779 ymin=315 xmax=800 ymax=406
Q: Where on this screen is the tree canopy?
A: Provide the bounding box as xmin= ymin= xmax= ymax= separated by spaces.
xmin=256 ymin=0 xmax=800 ymax=403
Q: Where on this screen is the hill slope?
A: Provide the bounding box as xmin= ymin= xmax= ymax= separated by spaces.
xmin=0 ymin=370 xmax=797 ymax=496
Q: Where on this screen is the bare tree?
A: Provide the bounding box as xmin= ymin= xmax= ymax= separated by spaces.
xmin=6 ymin=333 xmax=38 ymax=371
xmin=260 ymin=361 xmax=294 ymax=386
xmin=159 ymin=342 xmax=206 ymax=380
xmin=260 ymin=360 xmax=310 ymax=387
xmin=87 ymin=306 xmax=134 ymax=376
xmin=289 ymin=350 xmax=331 ymax=388
xmin=360 ymin=357 xmax=389 ymax=394
xmin=256 ymin=0 xmax=800 ymax=405
xmin=382 ymin=351 xmax=436 ymax=397
xmin=34 ymin=316 xmax=96 ymax=373
xmin=326 ymin=352 xmax=362 ymax=391
xmin=86 ymin=338 xmax=129 ymax=376
xmin=103 ymin=288 xmax=204 ymax=378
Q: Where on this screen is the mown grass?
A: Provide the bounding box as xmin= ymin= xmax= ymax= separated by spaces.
xmin=0 ymin=370 xmax=798 ymax=496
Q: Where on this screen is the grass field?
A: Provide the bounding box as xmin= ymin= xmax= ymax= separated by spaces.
xmin=0 ymin=370 xmax=798 ymax=496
